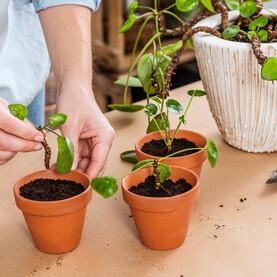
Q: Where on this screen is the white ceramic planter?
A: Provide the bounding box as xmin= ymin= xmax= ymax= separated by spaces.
xmin=193 ymin=11 xmax=277 ymax=153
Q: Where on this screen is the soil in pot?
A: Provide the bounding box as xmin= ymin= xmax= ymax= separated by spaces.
xmin=141 ymin=137 xmax=199 ymax=157
xmin=19 ymin=178 xmax=85 ymax=201
xmin=129 ymin=175 xmax=192 ymax=197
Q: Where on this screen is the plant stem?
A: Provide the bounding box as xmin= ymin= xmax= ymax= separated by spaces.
xmin=155 ymin=16 xmax=163 ymax=49
xmin=162 ymin=10 xmax=185 ymax=25
xmin=257 ymin=5 xmax=277 ymax=17
xmin=159 ymin=3 xmax=176 ymax=13
xmin=137 ymin=6 xmax=156 ymax=13
xmin=123 ymin=15 xmax=155 ymax=104
xmin=117 ymin=162 xmax=153 ymax=180
xmin=44 ymin=127 xmax=64 ymax=138
xmin=26 ymin=118 xmax=38 ymax=129
xmin=154 ymin=0 xmax=157 ymax=11
xmin=151 ymin=116 xmax=167 ymax=143
xmin=159 ymin=147 xmax=206 ymax=162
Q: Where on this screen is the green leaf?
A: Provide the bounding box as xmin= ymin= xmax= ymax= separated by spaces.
xmin=261 ymin=57 xmax=277 ymax=81
xmin=151 ymin=96 xmax=162 ymax=104
xmin=108 ymin=104 xmax=144 ymax=112
xmin=187 ymin=89 xmax=207 ymax=96
xmin=225 ymin=0 xmax=239 ymax=10
xmin=179 ymin=114 xmax=187 ymax=125
xmin=255 ymin=16 xmax=268 ymax=28
xmin=120 ymin=150 xmax=138 ymax=163
xmin=200 ymin=0 xmax=215 ymax=13
xmin=257 ymin=30 xmax=268 ymax=41
xmin=56 ymin=136 xmax=74 ymax=174
xmin=222 ymin=25 xmax=240 ymax=39
xmin=144 ymin=103 xmax=158 ymax=116
xmin=166 ymin=99 xmax=183 ymax=114
xmin=239 ymin=1 xmax=257 ymax=18
xmin=8 ymin=104 xmax=28 ymax=121
xmin=118 ymin=14 xmax=137 ymax=33
xmin=128 ymin=1 xmax=138 ymax=16
xmin=176 ymin=0 xmax=199 ymax=12
xmin=248 ymin=21 xmax=257 ymax=31
xmin=115 ymin=77 xmax=142 ymax=87
xmin=147 ymin=113 xmax=169 ymax=133
xmin=49 ymin=113 xmax=67 ymax=126
xmin=207 ymin=138 xmax=218 ymax=168
xmin=160 ymin=40 xmax=183 ymax=55
xmin=132 ymin=159 xmax=154 ymax=171
xmin=187 ymin=37 xmax=194 ymax=49
xmin=91 ymin=176 xmax=118 ymax=199
xmin=247 ymin=30 xmax=256 ymax=41
xmin=158 ymin=163 xmax=171 ymax=183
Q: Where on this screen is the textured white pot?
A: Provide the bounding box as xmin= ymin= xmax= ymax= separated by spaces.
xmin=193 ymin=11 xmax=277 ymax=153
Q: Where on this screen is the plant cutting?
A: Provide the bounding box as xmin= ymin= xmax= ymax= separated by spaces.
xmin=90 ymin=140 xmax=218 ymax=249
xmin=113 ymin=0 xmax=277 ymax=153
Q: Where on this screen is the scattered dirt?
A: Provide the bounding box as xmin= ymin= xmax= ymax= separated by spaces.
xmin=219 ymin=204 xmax=223 ymax=207
xmin=141 ymin=138 xmax=199 ymax=157
xmin=56 ymin=257 xmax=63 ymax=267
xmin=240 ymin=197 xmax=247 ymax=202
xmin=129 ymin=175 xmax=192 ymax=197
xmin=20 ymin=179 xmax=85 ymax=201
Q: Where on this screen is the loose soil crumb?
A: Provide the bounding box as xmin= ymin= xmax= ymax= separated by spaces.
xmin=219 ymin=204 xmax=223 ymax=207
xmin=20 ymin=178 xmax=85 ymax=201
xmin=56 ymin=257 xmax=63 ymax=267
xmin=141 ymin=138 xmax=199 ymax=157
xmin=129 ymin=175 xmax=192 ymax=197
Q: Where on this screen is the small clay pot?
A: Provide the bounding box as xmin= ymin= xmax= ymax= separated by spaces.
xmin=122 ymin=166 xmax=199 ymax=250
xmin=135 ymin=129 xmax=207 ymax=176
xmin=14 ymin=169 xmax=92 ymax=254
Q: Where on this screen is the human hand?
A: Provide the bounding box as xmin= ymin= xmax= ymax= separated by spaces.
xmin=56 ymin=86 xmax=115 ymax=179
xmin=0 ymin=98 xmax=44 ymax=165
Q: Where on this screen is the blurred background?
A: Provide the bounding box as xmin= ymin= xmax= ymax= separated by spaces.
xmin=45 ymin=0 xmax=277 ymax=120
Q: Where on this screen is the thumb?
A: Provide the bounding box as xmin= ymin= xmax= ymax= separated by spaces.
xmin=60 ymin=126 xmax=79 ymax=171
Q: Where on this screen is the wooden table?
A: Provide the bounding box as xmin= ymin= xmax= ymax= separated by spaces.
xmin=1 ymin=81 xmax=277 ymax=277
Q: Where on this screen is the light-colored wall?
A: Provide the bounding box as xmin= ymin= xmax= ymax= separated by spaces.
xmin=264 ymin=0 xmax=277 ymax=9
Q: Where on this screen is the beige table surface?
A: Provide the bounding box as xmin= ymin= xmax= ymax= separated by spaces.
xmin=1 ymin=81 xmax=277 ymax=277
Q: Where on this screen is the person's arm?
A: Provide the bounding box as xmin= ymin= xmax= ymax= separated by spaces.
xmin=38 ymin=5 xmax=115 ymax=178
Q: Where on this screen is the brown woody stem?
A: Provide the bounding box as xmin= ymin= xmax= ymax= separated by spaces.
xmin=251 ymin=35 xmax=268 ymax=65
xmin=42 ymin=139 xmax=51 ymax=170
xmin=214 ymin=1 xmax=229 ymax=30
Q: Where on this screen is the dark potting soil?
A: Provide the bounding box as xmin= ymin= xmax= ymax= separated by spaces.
xmin=141 ymin=138 xmax=199 ymax=157
xmin=129 ymin=175 xmax=192 ymax=197
xmin=19 ymin=178 xmax=85 ymax=201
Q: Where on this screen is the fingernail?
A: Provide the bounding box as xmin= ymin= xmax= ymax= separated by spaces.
xmin=34 ymin=144 xmax=42 ymax=151
xmin=34 ymin=135 xmax=44 ymax=142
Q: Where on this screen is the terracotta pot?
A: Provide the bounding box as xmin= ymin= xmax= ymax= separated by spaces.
xmin=135 ymin=129 xmax=207 ymax=176
xmin=193 ymin=10 xmax=277 ymax=153
xmin=14 ymin=169 xmax=92 ymax=254
xmin=122 ymin=166 xmax=199 ymax=250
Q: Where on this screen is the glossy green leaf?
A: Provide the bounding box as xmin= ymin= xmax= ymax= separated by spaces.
xmin=222 ymin=25 xmax=240 ymax=39
xmin=255 ymin=16 xmax=268 ymax=28
xmin=118 ymin=14 xmax=137 ymax=33
xmin=200 ymin=0 xmax=215 ymax=13
xmin=225 ymin=0 xmax=239 ymax=10
xmin=166 ymin=99 xmax=183 ymax=114
xmin=158 ymin=163 xmax=171 ymax=183
xmin=132 ymin=159 xmax=154 ymax=171
xmin=120 ymin=150 xmax=137 ymax=163
xmin=108 ymin=104 xmax=144 ymax=112
xmin=176 ymin=0 xmax=199 ymax=12
xmin=160 ymin=40 xmax=183 ymax=55
xmin=115 ymin=77 xmax=142 ymax=87
xmin=91 ymin=176 xmax=118 ymax=199
xmin=8 ymin=104 xmax=28 ymax=121
xmin=207 ymin=138 xmax=218 ymax=168
xmin=49 ymin=113 xmax=67 ymax=126
xmin=257 ymin=30 xmax=268 ymax=41
xmin=56 ymin=136 xmax=74 ymax=174
xmin=187 ymin=37 xmax=194 ymax=49
xmin=147 ymin=113 xmax=169 ymax=133
xmin=144 ymin=103 xmax=158 ymax=116
xmin=261 ymin=57 xmax=277 ymax=81
xmin=239 ymin=1 xmax=257 ymax=18
xmin=187 ymin=89 xmax=207 ymax=96
xmin=247 ymin=30 xmax=256 ymax=41
xmin=248 ymin=21 xmax=257 ymax=31
xmin=179 ymin=114 xmax=187 ymax=125
xmin=151 ymin=96 xmax=162 ymax=105
xmin=128 ymin=1 xmax=138 ymax=16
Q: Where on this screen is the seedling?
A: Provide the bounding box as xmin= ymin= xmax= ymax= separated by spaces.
xmin=8 ymin=104 xmax=74 ymax=174
xmin=91 ymin=138 xmax=218 ymax=198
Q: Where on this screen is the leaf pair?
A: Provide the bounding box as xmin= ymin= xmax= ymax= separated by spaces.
xmin=176 ymin=0 xmax=215 ymax=13
xmin=118 ymin=1 xmax=138 ymax=33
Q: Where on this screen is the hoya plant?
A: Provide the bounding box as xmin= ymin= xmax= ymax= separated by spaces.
xmin=9 ymin=104 xmax=74 ymax=174
xmin=91 ymin=137 xmax=218 ymax=198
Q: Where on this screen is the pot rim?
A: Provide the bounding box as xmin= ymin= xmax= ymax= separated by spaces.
xmin=14 ymin=169 xmax=91 ymax=205
xmin=193 ymin=10 xmax=277 ymax=50
xmin=135 ymin=129 xmax=207 ymax=160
